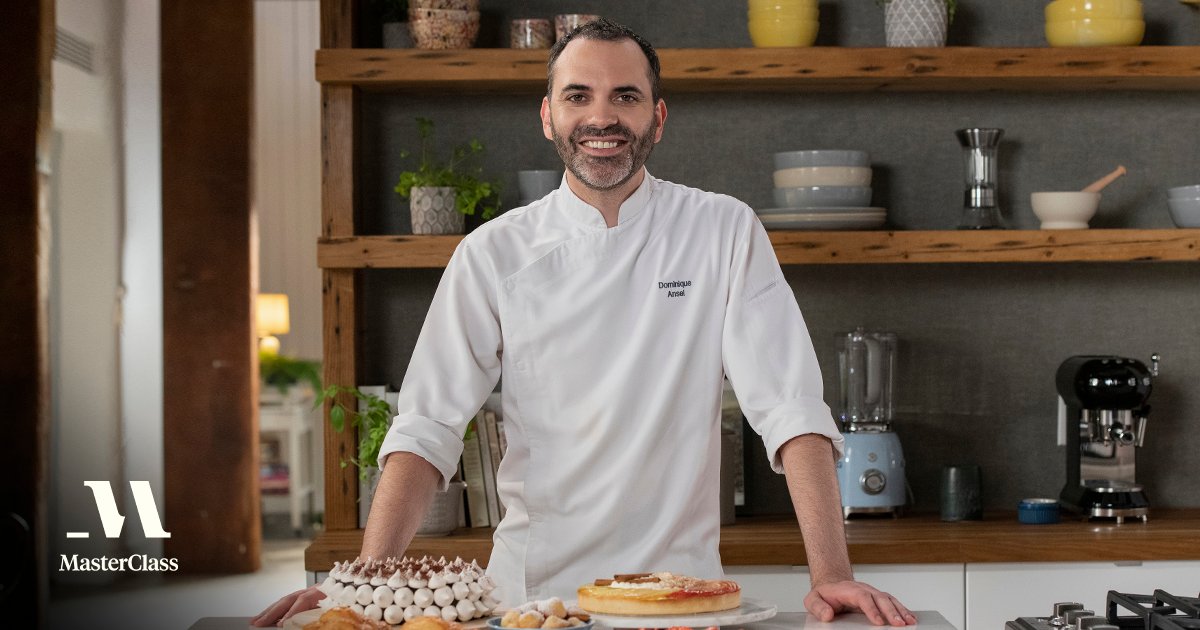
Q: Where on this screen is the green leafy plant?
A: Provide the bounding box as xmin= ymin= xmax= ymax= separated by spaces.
xmin=259 ymin=352 xmax=322 ymax=395
xmin=877 ymin=0 xmax=958 ymax=24
xmin=319 ymin=386 xmax=393 ymax=479
xmin=394 ymin=117 xmax=502 ymax=220
xmin=319 ymin=385 xmax=477 ymax=481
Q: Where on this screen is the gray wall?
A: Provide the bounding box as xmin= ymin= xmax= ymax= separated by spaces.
xmin=357 ymin=1 xmax=1200 ymax=512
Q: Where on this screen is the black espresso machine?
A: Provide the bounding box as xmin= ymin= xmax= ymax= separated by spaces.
xmin=1056 ymin=354 xmax=1159 ymax=523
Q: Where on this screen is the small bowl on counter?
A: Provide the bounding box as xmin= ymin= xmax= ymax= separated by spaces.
xmin=1167 ymin=197 xmax=1200 ymax=228
xmin=1031 ymin=191 xmax=1101 ymax=229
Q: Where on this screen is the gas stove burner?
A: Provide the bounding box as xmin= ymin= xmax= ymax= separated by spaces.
xmin=1007 ymin=590 xmax=1200 ymax=630
xmin=1108 ymin=590 xmax=1200 ymax=630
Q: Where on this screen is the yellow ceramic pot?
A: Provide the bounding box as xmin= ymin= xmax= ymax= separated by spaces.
xmin=1045 ymin=0 xmax=1143 ymax=22
xmin=749 ymin=18 xmax=820 ymax=47
xmin=1045 ymin=17 xmax=1145 ymax=46
xmin=747 ymin=0 xmax=819 ymax=11
xmin=749 ymin=7 xmax=820 ymax=21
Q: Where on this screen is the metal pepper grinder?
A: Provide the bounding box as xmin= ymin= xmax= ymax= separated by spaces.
xmin=956 ymin=128 xmax=1005 ymax=229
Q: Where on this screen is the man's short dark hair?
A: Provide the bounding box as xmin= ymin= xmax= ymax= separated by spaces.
xmin=546 ymin=18 xmax=662 ymax=104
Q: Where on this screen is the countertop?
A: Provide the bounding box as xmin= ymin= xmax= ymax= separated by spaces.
xmin=305 ymin=509 xmax=1200 ymax=572
xmin=188 ymin=610 xmax=957 ymax=630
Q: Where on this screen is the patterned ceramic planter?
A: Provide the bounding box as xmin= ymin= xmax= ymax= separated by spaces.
xmin=410 ymin=186 xmax=464 ymax=235
xmin=884 ymin=0 xmax=948 ymax=47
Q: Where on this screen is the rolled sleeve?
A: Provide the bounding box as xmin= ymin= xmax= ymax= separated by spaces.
xmin=377 ymin=239 xmax=503 ymax=489
xmin=721 ymin=206 xmax=844 ymax=473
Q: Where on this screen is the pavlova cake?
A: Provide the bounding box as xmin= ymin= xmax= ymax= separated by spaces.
xmin=316 ymin=556 xmax=499 ymax=626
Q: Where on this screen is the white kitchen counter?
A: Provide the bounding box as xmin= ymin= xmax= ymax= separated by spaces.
xmin=187 ymin=610 xmax=957 ymax=630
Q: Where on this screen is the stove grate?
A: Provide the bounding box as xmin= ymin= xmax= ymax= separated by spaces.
xmin=1106 ymin=591 xmax=1200 ymax=630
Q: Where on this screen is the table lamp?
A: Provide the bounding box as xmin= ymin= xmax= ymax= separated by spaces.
xmin=256 ymin=293 xmax=290 ymax=355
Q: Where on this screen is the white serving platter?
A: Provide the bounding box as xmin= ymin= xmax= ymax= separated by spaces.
xmin=588 ymin=597 xmax=777 ymax=629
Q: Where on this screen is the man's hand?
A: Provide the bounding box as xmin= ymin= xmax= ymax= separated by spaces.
xmin=804 ymin=580 xmax=917 ymax=626
xmin=250 ymin=585 xmax=324 ymax=627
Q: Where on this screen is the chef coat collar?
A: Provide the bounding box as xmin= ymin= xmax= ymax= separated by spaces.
xmin=556 ymin=168 xmax=655 ymax=229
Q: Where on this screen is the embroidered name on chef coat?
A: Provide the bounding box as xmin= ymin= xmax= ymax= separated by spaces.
xmin=658 ymin=280 xmax=692 ymax=298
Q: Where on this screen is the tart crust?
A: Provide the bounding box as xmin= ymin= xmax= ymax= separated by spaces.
xmin=577 ymin=575 xmax=740 ymax=616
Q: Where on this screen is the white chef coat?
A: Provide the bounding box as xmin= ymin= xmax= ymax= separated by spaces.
xmin=378 ymin=170 xmax=844 ymax=606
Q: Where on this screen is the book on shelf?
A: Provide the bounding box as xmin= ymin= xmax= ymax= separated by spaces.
xmin=476 ymin=407 xmax=500 ymax=525
xmin=461 ymin=417 xmax=490 ymax=527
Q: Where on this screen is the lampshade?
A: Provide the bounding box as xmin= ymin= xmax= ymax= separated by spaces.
xmin=256 ymin=293 xmax=290 ymax=336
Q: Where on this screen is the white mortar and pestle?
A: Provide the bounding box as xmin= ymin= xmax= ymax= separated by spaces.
xmin=1031 ymin=165 xmax=1127 ymax=229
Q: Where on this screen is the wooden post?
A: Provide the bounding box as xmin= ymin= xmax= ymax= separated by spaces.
xmin=320 ymin=0 xmax=361 ymax=532
xmin=0 ymin=0 xmax=53 ymax=623
xmin=161 ymin=0 xmax=259 ymax=572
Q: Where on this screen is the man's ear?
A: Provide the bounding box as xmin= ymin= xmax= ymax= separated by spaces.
xmin=540 ymin=96 xmax=553 ymax=141
xmin=653 ymin=99 xmax=668 ymax=143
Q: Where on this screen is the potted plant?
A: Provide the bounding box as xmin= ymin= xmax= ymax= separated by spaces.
xmin=259 ymin=352 xmax=321 ymax=404
xmin=320 ymin=385 xmax=469 ymax=535
xmin=878 ymin=0 xmax=958 ymax=47
xmin=394 ymin=117 xmax=501 ymax=235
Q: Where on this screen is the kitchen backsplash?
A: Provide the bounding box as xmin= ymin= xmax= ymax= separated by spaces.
xmin=355 ymin=0 xmax=1200 ymax=512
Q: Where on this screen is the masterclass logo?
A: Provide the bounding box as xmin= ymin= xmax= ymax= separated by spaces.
xmin=58 ymin=481 xmax=180 ymax=573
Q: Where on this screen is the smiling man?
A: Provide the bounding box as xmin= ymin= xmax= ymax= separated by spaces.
xmin=255 ymin=18 xmax=916 ymax=629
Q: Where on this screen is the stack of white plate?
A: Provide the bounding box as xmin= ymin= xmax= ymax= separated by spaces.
xmin=759 ymin=150 xmax=887 ymax=230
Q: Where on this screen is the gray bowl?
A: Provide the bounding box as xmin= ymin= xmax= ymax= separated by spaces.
xmin=773 ymin=185 xmax=872 ymax=208
xmin=1168 ymin=184 xmax=1200 ymax=199
xmin=773 ymin=150 xmax=870 ymax=170
xmin=1167 ymin=197 xmax=1200 ymax=227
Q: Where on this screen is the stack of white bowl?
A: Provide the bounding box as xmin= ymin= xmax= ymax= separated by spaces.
xmin=759 ymin=150 xmax=886 ymax=230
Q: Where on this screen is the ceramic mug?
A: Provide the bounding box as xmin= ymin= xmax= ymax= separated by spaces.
xmin=940 ymin=464 xmax=983 ymax=521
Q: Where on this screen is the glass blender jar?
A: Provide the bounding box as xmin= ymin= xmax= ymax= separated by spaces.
xmin=835 ymin=328 xmax=906 ymax=517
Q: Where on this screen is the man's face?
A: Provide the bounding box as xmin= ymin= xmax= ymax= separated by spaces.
xmin=541 ymin=38 xmax=667 ymax=192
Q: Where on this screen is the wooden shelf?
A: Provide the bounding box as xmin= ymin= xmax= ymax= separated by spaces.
xmin=316 ymin=47 xmax=1200 ymax=93
xmin=304 ymin=510 xmax=1200 ymax=572
xmin=317 ymin=229 xmax=1200 ymax=268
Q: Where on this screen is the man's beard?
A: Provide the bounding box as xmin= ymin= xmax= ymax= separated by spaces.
xmin=551 ymin=113 xmax=658 ymax=192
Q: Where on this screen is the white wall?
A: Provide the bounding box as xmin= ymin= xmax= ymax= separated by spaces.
xmin=50 ymin=0 xmax=126 ymax=582
xmin=255 ymin=0 xmax=323 ymax=364
xmin=255 ymin=0 xmax=325 ymax=514
xmin=50 ymin=0 xmax=323 ymax=571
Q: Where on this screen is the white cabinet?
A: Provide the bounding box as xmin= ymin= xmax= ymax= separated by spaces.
xmin=724 ymin=564 xmax=965 ymax=630
xmin=965 ymin=561 xmax=1200 ymax=630
xmin=260 ymin=399 xmax=316 ymax=534
xmin=728 ymin=561 xmax=1200 ymax=630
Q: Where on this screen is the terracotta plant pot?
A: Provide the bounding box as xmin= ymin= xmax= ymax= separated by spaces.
xmin=884 ymin=0 xmax=949 ymax=47
xmin=409 ymin=186 xmax=464 ymax=235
